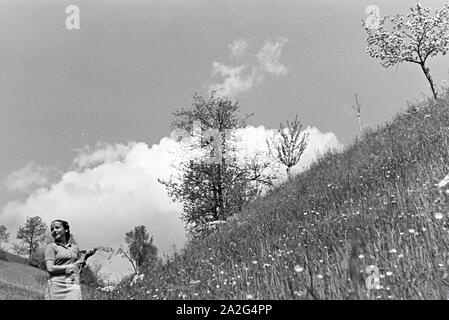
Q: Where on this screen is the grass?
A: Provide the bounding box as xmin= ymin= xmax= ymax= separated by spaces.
xmin=0 ymin=260 xmax=46 ymax=299
xmin=98 ymin=91 xmax=449 ymax=300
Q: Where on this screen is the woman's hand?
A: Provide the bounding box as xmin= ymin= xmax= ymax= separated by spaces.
xmin=65 ymin=264 xmax=79 ymax=275
xmin=73 ymin=259 xmax=86 ymax=268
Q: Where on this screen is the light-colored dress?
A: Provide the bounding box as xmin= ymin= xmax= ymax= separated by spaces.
xmin=44 ymin=242 xmax=82 ymax=300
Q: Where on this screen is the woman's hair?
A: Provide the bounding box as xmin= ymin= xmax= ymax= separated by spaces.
xmin=51 ymin=219 xmax=71 ymax=243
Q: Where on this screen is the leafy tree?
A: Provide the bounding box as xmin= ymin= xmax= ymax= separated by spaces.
xmin=117 ymin=225 xmax=158 ymax=275
xmin=363 ymin=2 xmax=449 ymax=99
xmin=160 ymin=93 xmax=274 ymax=237
xmin=0 ymin=225 xmax=9 ymax=248
xmin=16 ymin=216 xmax=48 ymax=258
xmin=267 ymin=114 xmax=309 ymax=178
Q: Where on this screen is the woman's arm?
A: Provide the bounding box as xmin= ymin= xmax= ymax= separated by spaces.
xmin=45 ymin=260 xmax=71 ymax=275
xmin=45 ymin=259 xmax=85 ymax=276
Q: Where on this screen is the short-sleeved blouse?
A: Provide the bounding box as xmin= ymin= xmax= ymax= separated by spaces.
xmin=44 ymin=242 xmax=80 ymax=271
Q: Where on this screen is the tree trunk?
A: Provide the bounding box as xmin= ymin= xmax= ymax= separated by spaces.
xmin=420 ymin=63 xmax=437 ymax=99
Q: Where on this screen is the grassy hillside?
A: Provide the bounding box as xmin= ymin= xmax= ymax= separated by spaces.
xmin=102 ymin=92 xmax=449 ymax=300
xmin=0 ymin=259 xmax=46 ymax=300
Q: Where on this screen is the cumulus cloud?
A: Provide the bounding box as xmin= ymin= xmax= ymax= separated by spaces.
xmin=0 ymin=125 xmax=342 ymax=277
xmin=209 ymin=37 xmax=289 ymax=98
xmin=234 ymin=125 xmax=344 ymax=180
xmin=72 ymin=142 xmax=134 ymax=169
xmin=3 ymin=162 xmax=59 ymax=194
xmin=0 ymin=138 xmax=187 ymax=280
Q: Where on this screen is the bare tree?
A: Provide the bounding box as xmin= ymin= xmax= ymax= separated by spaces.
xmin=267 ymin=114 xmax=309 ymax=178
xmin=351 ymin=94 xmax=363 ymax=135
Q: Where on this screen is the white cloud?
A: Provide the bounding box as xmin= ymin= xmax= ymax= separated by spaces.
xmin=228 ymin=39 xmax=249 ymax=60
xmin=72 ymin=142 xmax=134 ymax=169
xmin=0 ymin=125 xmax=342 ymax=278
xmin=209 ymin=37 xmax=289 ymax=98
xmin=257 ymin=37 xmax=289 ymax=76
xmin=210 ymin=62 xmax=255 ymax=97
xmin=2 ymin=162 xmax=58 ymax=194
xmin=0 ymin=139 xmax=187 ymax=276
xmin=234 ymin=125 xmax=344 ymax=180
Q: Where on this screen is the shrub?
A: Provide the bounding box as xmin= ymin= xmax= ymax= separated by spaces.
xmin=0 ymin=248 xmax=8 ymax=262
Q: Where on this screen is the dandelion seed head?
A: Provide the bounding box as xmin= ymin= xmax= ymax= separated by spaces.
xmin=435 ymin=212 xmax=444 ymax=220
xmin=294 ymin=265 xmax=304 ymax=273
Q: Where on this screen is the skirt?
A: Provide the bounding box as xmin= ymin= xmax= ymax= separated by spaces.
xmin=45 ymin=274 xmax=82 ymax=300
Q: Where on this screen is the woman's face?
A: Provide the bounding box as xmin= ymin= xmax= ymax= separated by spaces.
xmin=50 ymin=221 xmax=66 ymax=242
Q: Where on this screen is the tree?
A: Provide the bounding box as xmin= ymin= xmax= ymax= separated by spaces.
xmin=0 ymin=225 xmax=9 ymax=249
xmin=16 ymin=216 xmax=48 ymax=258
xmin=351 ymin=94 xmax=364 ymax=136
xmin=267 ymin=114 xmax=309 ymax=178
xmin=11 ymin=242 xmax=27 ymax=256
xmin=363 ymin=2 xmax=449 ymax=99
xmin=160 ymin=93 xmax=274 ymax=237
xmin=117 ymin=225 xmax=158 ymax=275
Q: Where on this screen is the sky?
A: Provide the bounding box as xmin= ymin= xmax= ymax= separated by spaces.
xmin=1 ymin=0 xmax=449 ymax=278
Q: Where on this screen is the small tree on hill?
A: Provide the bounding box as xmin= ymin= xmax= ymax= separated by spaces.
xmin=118 ymin=225 xmax=158 ymax=275
xmin=0 ymin=225 xmax=9 ymax=249
xmin=363 ymin=2 xmax=449 ymax=99
xmin=16 ymin=216 xmax=47 ymax=258
xmin=267 ymin=114 xmax=309 ymax=178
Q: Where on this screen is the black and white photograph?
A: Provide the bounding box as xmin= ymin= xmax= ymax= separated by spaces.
xmin=1 ymin=0 xmax=449 ymax=307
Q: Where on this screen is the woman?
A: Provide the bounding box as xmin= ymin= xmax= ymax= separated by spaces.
xmin=44 ymin=219 xmax=90 ymax=300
